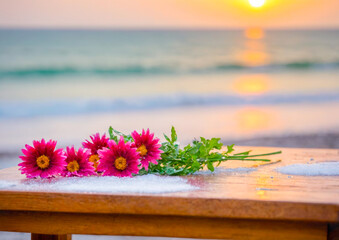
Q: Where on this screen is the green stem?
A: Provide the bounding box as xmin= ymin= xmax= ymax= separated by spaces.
xmin=233 ymin=151 xmax=251 ymax=156
xmin=239 ymin=151 xmax=282 ymax=158
xmin=224 ymin=158 xmax=271 ymax=162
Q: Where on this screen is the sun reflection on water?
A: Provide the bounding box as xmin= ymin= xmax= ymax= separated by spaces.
xmin=244 ymin=27 xmax=265 ymax=40
xmin=233 ymin=74 xmax=270 ymax=95
xmin=240 ymin=50 xmax=269 ymax=66
xmin=236 ymin=108 xmax=275 ymax=132
xmin=240 ymin=27 xmax=269 ymax=66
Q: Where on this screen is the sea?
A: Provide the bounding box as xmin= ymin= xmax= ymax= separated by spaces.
xmin=0 ymin=29 xmax=339 ymax=155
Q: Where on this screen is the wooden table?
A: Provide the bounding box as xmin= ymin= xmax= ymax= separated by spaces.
xmin=0 ymin=146 xmax=338 ymax=240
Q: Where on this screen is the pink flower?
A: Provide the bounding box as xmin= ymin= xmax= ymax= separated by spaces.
xmin=97 ymin=137 xmax=140 ymax=177
xmin=62 ymin=146 xmax=96 ymax=177
xmin=18 ymin=139 xmax=66 ymax=178
xmin=82 ymin=133 xmax=109 ymax=171
xmin=131 ymin=129 xmax=163 ymax=171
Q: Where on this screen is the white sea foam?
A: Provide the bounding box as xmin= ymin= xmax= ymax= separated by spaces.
xmin=0 ymin=175 xmax=198 ymax=194
xmin=276 ymin=162 xmax=339 ymax=176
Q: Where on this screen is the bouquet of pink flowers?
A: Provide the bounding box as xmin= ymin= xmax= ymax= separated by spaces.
xmin=19 ymin=126 xmax=281 ymax=178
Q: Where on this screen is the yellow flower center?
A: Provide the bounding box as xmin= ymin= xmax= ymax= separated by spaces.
xmin=137 ymin=144 xmax=148 ymax=157
xmin=114 ymin=156 xmax=127 ymax=171
xmin=67 ymin=160 xmax=80 ymax=172
xmin=36 ymin=155 xmax=50 ymax=169
xmin=89 ymin=154 xmax=99 ymax=170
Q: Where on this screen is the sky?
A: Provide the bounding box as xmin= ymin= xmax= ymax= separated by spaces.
xmin=0 ymin=0 xmax=338 ymax=29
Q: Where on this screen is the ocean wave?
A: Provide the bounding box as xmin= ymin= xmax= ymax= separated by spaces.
xmin=212 ymin=60 xmax=339 ymax=71
xmin=1 ymin=60 xmax=339 ymax=79
xmin=0 ymin=92 xmax=338 ymax=118
xmin=0 ymin=66 xmax=173 ymax=78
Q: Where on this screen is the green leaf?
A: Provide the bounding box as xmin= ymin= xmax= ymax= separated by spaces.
xmin=113 ymin=129 xmax=123 ymax=135
xmin=226 ymin=144 xmax=235 ymax=154
xmin=108 ymin=126 xmax=119 ymax=142
xmin=164 ymin=134 xmax=171 ymax=143
xmin=107 ymin=126 xmax=133 ymax=143
xmin=191 ymin=159 xmax=200 ymax=171
xmin=199 ymin=144 xmax=207 ymax=157
xmin=209 ymin=138 xmax=223 ymax=150
xmin=108 ymin=126 xmax=114 ymax=139
xmin=207 ymin=161 xmax=215 ymax=172
xmin=171 ymin=126 xmax=177 ymax=143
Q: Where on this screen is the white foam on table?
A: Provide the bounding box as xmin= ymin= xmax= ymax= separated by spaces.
xmin=0 ymin=175 xmax=198 ymax=194
xmin=276 ymin=162 xmax=339 ymax=176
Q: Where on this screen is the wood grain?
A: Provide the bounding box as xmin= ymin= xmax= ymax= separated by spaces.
xmin=31 ymin=233 xmax=71 ymax=240
xmin=0 ymin=190 xmax=338 ymax=222
xmin=0 ymin=210 xmax=327 ymax=240
xmin=0 ymin=146 xmax=338 ymax=223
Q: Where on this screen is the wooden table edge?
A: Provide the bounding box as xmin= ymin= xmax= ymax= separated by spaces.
xmin=1 ymin=190 xmax=338 ymax=223
xmin=0 ymin=210 xmax=332 ymax=240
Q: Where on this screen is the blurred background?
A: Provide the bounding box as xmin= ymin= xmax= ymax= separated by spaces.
xmin=0 ymin=0 xmax=339 ymax=239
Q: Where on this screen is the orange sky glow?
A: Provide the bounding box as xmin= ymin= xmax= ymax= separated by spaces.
xmin=0 ymin=0 xmax=338 ymax=29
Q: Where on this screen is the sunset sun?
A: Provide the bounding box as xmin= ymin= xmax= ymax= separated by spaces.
xmin=248 ymin=0 xmax=266 ymax=8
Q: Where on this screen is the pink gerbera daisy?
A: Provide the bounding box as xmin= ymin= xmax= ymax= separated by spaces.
xmin=131 ymin=129 xmax=163 ymax=171
xmin=82 ymin=133 xmax=109 ymax=171
xmin=18 ymin=139 xmax=66 ymax=178
xmin=97 ymin=137 xmax=140 ymax=177
xmin=62 ymin=146 xmax=96 ymax=177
